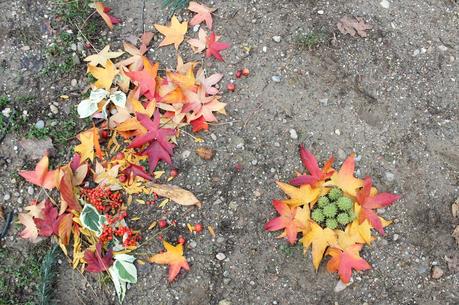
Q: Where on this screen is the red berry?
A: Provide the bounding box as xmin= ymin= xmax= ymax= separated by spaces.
xmin=235 ymin=70 xmax=242 ymax=78
xmin=178 ymin=235 xmax=186 ymax=245
xmin=158 ymin=219 xmax=167 ymax=229
xmin=100 ymin=129 xmax=110 ymax=139
xmin=242 ymin=68 xmax=250 ymax=77
xmin=115 ymin=152 xmax=125 ymax=160
xmin=227 ymin=83 xmax=235 ymax=92
xmin=118 ymin=174 xmax=127 ymax=183
xmin=194 ymin=223 xmax=203 ymax=233
xmin=170 ymin=168 xmax=178 ymax=178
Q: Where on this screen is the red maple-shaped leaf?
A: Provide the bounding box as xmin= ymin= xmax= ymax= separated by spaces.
xmin=326 ymin=244 xmax=371 ymax=283
xmin=84 ymin=242 xmax=113 ymax=273
xmin=34 ymin=201 xmax=59 ymax=237
xmin=190 ymin=115 xmax=208 ymax=133
xmin=128 ymin=111 xmax=175 ymax=172
xmin=125 ymin=57 xmax=159 ymax=100
xmin=356 ymin=177 xmax=400 ymax=235
xmin=264 ymin=200 xmax=301 ymax=244
xmin=122 ymin=163 xmax=153 ymax=181
xmin=290 ymin=145 xmax=334 ymax=187
xmin=19 ymin=155 xmax=57 ymax=190
xmin=206 ymin=32 xmax=230 ymax=61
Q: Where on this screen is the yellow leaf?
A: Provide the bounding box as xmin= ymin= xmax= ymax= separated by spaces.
xmin=276 ymin=181 xmax=321 ymax=207
xmin=300 ymin=221 xmax=338 ymax=270
xmin=159 ymin=198 xmax=170 ymax=208
xmin=149 ymin=241 xmax=190 ymax=282
xmin=154 ymin=16 xmax=188 ymax=49
xmin=87 ymin=60 xmax=118 ymax=90
xmin=148 ymin=221 xmax=157 ymax=230
xmin=208 ymin=226 xmax=216 ymax=238
xmin=85 ymin=45 xmax=124 ymax=67
xmin=131 ymin=216 xmax=141 ymax=221
xmin=146 ymin=183 xmax=201 ymax=208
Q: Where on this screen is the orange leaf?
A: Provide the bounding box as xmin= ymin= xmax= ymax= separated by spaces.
xmin=19 ymin=155 xmax=57 ymax=190
xmin=58 ymin=213 xmax=73 ymax=245
xmin=300 ymin=221 xmax=337 ymax=270
xmin=264 ymin=200 xmax=305 ymax=244
xmin=87 ymin=60 xmax=118 ymax=90
xmin=325 ymin=153 xmax=363 ymax=197
xmin=275 ymin=181 xmax=321 ymax=207
xmin=326 ymin=244 xmax=371 ymax=283
xmin=149 ymin=241 xmax=190 ymax=282
xmin=154 ymin=16 xmax=188 ymax=50
xmin=95 ymin=2 xmax=121 ymax=30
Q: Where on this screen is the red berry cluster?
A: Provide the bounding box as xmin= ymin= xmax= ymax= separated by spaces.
xmin=116 ymin=226 xmax=141 ymax=247
xmin=80 ymin=187 xmax=123 ymax=213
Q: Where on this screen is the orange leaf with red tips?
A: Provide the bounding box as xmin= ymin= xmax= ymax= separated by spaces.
xmin=300 ymin=221 xmax=337 ymax=270
xmin=356 ymin=177 xmax=400 ymax=235
xmin=326 ymin=244 xmax=371 ymax=283
xmin=325 ymin=153 xmax=363 ymax=196
xmin=19 ymin=155 xmax=57 ymax=190
xmin=290 ymin=145 xmax=334 ymax=187
xmin=149 ymin=241 xmax=190 ymax=282
xmin=264 ymin=200 xmax=303 ymax=244
xmin=95 ymin=2 xmax=121 ymax=30
xmin=190 ymin=116 xmax=208 ymax=132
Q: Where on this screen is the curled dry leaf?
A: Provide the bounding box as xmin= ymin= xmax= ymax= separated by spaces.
xmin=337 ymin=16 xmax=372 ymax=37
xmin=196 ymin=147 xmax=215 ymax=160
xmin=146 ymin=183 xmax=201 ymax=208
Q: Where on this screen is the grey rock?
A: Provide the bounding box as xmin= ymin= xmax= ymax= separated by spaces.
xmin=218 ymin=300 xmax=231 ymax=305
xmin=50 ymin=105 xmax=58 ymax=114
xmin=35 ymin=120 xmax=45 ymax=129
xmin=334 ymin=279 xmax=352 ymax=292
xmin=27 ymin=186 xmax=34 ymax=195
xmin=216 ymin=252 xmax=226 ymax=261
xmin=3 ymin=193 xmax=11 ymax=201
xmin=181 ymin=150 xmax=191 ymax=159
xmin=271 ymin=75 xmax=281 ymax=82
xmin=385 ymin=171 xmax=395 ymax=182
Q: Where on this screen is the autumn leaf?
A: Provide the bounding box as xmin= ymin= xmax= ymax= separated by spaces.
xmin=116 ymin=32 xmax=153 ymax=71
xmin=276 ymin=181 xmax=321 ymax=208
xmin=190 ymin=116 xmax=208 ymax=132
xmin=58 ymin=213 xmax=73 ymax=245
xmin=84 ymin=242 xmax=114 ymax=273
xmin=19 ymin=154 xmax=57 ymax=190
xmin=154 ymin=16 xmax=188 ymax=50
xmin=290 ymin=145 xmax=334 ymax=187
xmin=146 ymin=183 xmax=201 ymax=208
xmin=58 ymin=165 xmax=82 ymax=213
xmin=74 ymin=127 xmax=103 ymax=163
xmin=95 ymin=2 xmax=121 ymax=30
xmin=128 ymin=111 xmax=176 ymax=172
xmin=326 ymin=244 xmax=371 ymax=283
xmin=34 ymin=201 xmax=59 ymax=237
xmin=206 ymin=32 xmax=230 ymax=61
xmin=324 ymin=153 xmax=363 ymax=197
xmin=183 ymin=86 xmax=226 ymax=123
xmin=18 ymin=213 xmax=39 ymax=242
xmin=84 ymin=45 xmax=124 ymax=67
xmin=188 ymin=1 xmax=216 ymax=29
xmin=300 ymin=221 xmax=337 ymax=270
xmin=195 ymin=68 xmax=223 ymax=95
xmin=149 ymin=241 xmax=190 ymax=282
xmin=125 ymin=57 xmax=158 ymax=100
xmin=264 ymin=200 xmax=302 ymax=244
xmin=356 ymin=177 xmax=400 ymax=235
xmin=337 ymin=16 xmax=372 ymax=38
xmin=87 ymin=60 xmax=118 ymax=90
xmin=24 ymin=200 xmax=46 ymax=219
xmin=188 ymin=28 xmax=207 ymax=53
xmin=122 ymin=163 xmax=153 ymax=181
xmin=195 ymin=146 xmax=215 ymax=160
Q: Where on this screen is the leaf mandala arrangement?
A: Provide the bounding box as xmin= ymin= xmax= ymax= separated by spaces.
xmin=265 ymin=145 xmax=400 ymax=283
xmin=17 ymin=2 xmax=233 ymax=303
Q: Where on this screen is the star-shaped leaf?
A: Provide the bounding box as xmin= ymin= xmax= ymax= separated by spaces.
xmin=275 ymin=181 xmax=321 ymax=207
xmin=290 ymin=145 xmax=334 ymax=187
xmin=188 ymin=28 xmax=207 ymax=53
xmin=196 ymin=68 xmax=223 ymax=95
xmin=324 ymin=153 xmax=363 ymax=197
xmin=34 ymin=200 xmax=59 ymax=237
xmin=84 ymin=242 xmax=114 ymax=273
xmin=74 ymin=128 xmax=103 ymax=163
xmin=188 ymin=1 xmax=216 ymax=29
xmin=84 ymin=45 xmax=124 ymax=67
xmin=356 ymin=177 xmax=400 ymax=235
xmin=149 ymin=241 xmax=190 ymax=282
xmin=264 ymin=200 xmax=301 ymax=244
xmin=326 ymin=244 xmax=371 ymax=283
xmin=300 ymin=221 xmax=337 ymax=270
xmin=19 ymin=155 xmax=57 ymax=190
xmin=87 ymin=60 xmax=118 ymax=90
xmin=125 ymin=57 xmax=158 ymax=100
xmin=206 ymin=32 xmax=230 ymax=61
xmin=18 ymin=213 xmax=39 ymax=242
xmin=154 ymin=16 xmax=188 ymax=50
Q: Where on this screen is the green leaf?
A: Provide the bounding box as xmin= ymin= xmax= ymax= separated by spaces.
xmin=114 ymin=260 xmax=137 ymax=283
xmin=109 ymin=266 xmax=126 ymax=303
xmin=79 ymin=202 xmax=105 ymax=236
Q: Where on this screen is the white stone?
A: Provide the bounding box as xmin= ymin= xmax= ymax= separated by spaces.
xmin=216 ymin=253 xmax=226 ymax=260
xmin=317 ymin=10 xmax=324 ymax=15
xmin=380 ymin=0 xmax=390 ymax=9
xmin=272 ymin=36 xmax=281 ymax=43
xmin=334 ymin=278 xmax=353 ymax=292
xmin=289 ymin=129 xmax=298 ymax=139
xmin=335 ymin=129 xmax=341 ymax=135
xmin=272 ymin=75 xmax=281 ymax=82
xmin=50 ymin=105 xmax=58 ymax=114
xmin=181 ymin=150 xmax=191 ymax=159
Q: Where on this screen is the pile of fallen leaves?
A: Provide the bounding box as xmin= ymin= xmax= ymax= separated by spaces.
xmin=17 ymin=2 xmax=230 ymax=302
xmin=265 ymin=145 xmax=400 ymax=283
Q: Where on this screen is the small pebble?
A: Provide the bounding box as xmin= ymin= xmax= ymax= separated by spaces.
xmin=272 ymin=36 xmax=281 ymax=43
xmin=317 ymin=10 xmax=324 ymax=15
xmin=218 ymin=300 xmax=231 ymax=305
xmin=335 ymin=129 xmax=341 ymax=135
xmin=251 ymin=160 xmax=258 ymax=165
xmin=262 ymin=46 xmax=267 ymax=53
xmin=210 ymin=133 xmax=217 ymax=141
xmin=3 ymin=193 xmax=11 ymax=201
xmin=385 ymin=171 xmax=395 ymax=182
xmin=181 ymin=150 xmax=191 ymax=159
xmin=413 ymin=49 xmax=420 ymax=57
xmin=380 ymin=0 xmax=390 ymax=8
xmin=334 ymin=279 xmax=352 ymax=292
xmin=393 ymin=233 xmax=399 ymax=241
xmin=320 ymin=98 xmax=328 ymax=106
xmin=274 ymin=142 xmax=280 ymax=147
xmin=438 ymin=45 xmax=448 ymax=52
xmin=27 ymin=186 xmax=34 ymax=195
xmin=431 ymin=266 xmax=444 ymax=279
xmin=188 ymin=240 xmax=197 ymax=249
xmin=71 ymin=79 xmax=78 ymax=87
xmin=216 ymin=252 xmax=226 ymax=261
xmin=289 ymin=129 xmax=298 ymax=139
xmin=35 ymin=120 xmax=45 ymax=129
xmin=2 ymin=108 xmax=11 ymax=117
xmin=50 ymin=105 xmax=59 ymax=114
xmin=193 ymin=24 xmax=200 ymax=32
xmin=272 ymin=75 xmax=281 ymax=82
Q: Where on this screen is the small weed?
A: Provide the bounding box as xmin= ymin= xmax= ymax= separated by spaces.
xmin=278 ymin=244 xmax=295 ymax=256
xmin=295 ymin=32 xmax=326 ymax=50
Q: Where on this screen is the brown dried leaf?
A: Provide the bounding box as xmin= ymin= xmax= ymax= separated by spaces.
xmin=196 ymin=147 xmax=215 ymax=160
xmin=452 ymin=225 xmax=459 ymax=245
xmin=452 ymin=198 xmax=459 ymax=218
xmin=147 ymin=183 xmax=202 ymax=208
xmin=0 ymin=206 xmax=4 ymax=220
xmin=337 ymin=16 xmax=372 ymax=37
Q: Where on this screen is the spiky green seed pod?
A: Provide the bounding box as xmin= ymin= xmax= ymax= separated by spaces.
xmin=328 ymin=188 xmax=343 ymax=201
xmin=326 ymin=218 xmax=338 ymax=229
xmin=337 ymin=197 xmax=353 ymax=211
xmin=323 ymin=203 xmax=337 ymax=218
xmin=337 ymin=213 xmax=350 ymax=225
xmin=311 ymin=209 xmax=325 ymax=223
xmin=317 ymin=196 xmax=330 ymax=208
xmin=347 ymin=210 xmax=356 ymax=221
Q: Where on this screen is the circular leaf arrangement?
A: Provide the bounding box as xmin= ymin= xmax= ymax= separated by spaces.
xmin=264 ymin=145 xmax=400 ymax=283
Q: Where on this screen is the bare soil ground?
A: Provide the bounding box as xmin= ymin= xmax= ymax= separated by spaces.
xmin=0 ymin=0 xmax=458 ymax=304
